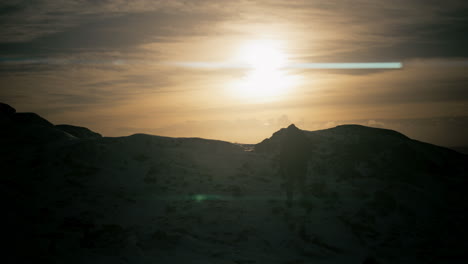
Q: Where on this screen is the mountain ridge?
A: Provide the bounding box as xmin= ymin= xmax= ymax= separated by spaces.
xmin=2 ymin=102 xmax=465 ymax=157
xmin=1 ymin=102 xmax=468 ymax=263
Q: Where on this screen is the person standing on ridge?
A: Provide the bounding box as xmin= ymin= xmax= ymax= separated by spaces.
xmin=279 ymin=124 xmax=310 ymax=207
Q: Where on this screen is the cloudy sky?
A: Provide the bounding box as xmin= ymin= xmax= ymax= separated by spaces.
xmin=1 ymin=0 xmax=467 ymax=146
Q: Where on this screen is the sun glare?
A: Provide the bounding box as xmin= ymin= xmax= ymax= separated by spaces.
xmin=230 ymin=40 xmax=297 ymax=101
xmin=238 ymin=40 xmax=287 ymax=70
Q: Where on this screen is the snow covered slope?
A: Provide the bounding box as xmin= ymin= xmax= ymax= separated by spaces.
xmin=1 ymin=103 xmax=467 ymax=264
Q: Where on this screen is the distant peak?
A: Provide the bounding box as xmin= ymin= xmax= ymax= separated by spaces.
xmin=283 ymin=124 xmax=307 ymax=140
xmin=286 ymin=124 xmax=299 ymax=130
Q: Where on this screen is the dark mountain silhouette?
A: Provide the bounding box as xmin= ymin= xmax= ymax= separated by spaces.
xmin=1 ymin=102 xmax=467 ymax=263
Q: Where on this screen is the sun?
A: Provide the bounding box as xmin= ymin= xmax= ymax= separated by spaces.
xmin=238 ymin=40 xmax=287 ymax=70
xmin=229 ymin=40 xmax=297 ymax=101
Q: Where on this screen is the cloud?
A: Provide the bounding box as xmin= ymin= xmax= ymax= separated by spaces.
xmin=265 ymin=0 xmax=468 ymax=61
xmin=2 ymin=0 xmax=467 ymax=66
xmin=0 ymin=11 xmax=230 ymax=58
xmin=0 ymin=0 xmax=234 ymax=42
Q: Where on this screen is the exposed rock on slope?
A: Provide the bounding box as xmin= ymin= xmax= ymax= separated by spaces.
xmin=56 ymin=124 xmax=102 ymax=139
xmin=13 ymin=112 xmax=54 ymax=127
xmin=0 ymin=103 xmax=101 ymax=144
xmin=1 ymin=103 xmax=467 ymax=264
xmin=0 ymin=102 xmax=16 ymax=123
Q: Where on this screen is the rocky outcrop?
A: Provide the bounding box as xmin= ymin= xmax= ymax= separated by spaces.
xmin=0 ymin=102 xmax=16 ymax=124
xmin=56 ymin=124 xmax=102 ymax=139
xmin=13 ymin=112 xmax=54 ymax=127
xmin=0 ymin=102 xmax=16 ymax=115
xmin=255 ymin=123 xmax=298 ymax=153
xmin=0 ymin=102 xmax=71 ymax=144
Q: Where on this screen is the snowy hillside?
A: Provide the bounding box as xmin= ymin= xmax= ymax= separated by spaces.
xmin=1 ymin=103 xmax=467 ymax=264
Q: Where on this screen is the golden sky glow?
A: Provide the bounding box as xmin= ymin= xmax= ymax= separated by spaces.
xmin=0 ymin=0 xmax=467 ymax=146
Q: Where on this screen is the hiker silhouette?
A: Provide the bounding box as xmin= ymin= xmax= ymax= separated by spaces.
xmin=279 ymin=124 xmax=310 ymax=207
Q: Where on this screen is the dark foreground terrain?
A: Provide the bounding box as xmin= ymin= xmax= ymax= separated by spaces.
xmin=1 ymin=102 xmax=467 ymax=264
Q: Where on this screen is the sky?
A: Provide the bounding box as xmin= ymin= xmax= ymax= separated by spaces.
xmin=1 ymin=0 xmax=467 ymax=146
